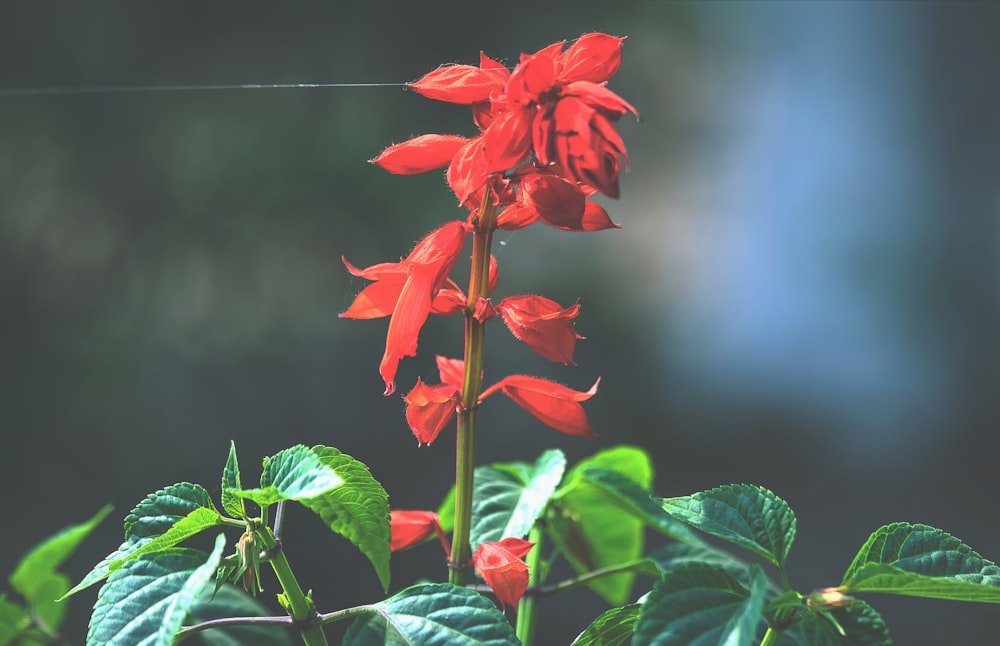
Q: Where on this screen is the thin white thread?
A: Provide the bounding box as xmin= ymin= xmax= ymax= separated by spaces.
xmin=0 ymin=82 xmax=406 ymax=97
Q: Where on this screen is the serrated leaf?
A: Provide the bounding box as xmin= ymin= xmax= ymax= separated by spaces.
xmin=571 ymin=603 xmax=641 ymax=646
xmin=87 ymin=533 xmax=226 ymax=646
xmin=470 ymin=449 xmax=566 ymax=549
xmin=234 ymin=445 xmax=343 ymax=506
xmin=657 ymin=484 xmax=796 ymax=568
xmin=125 ymin=483 xmax=218 ymax=540
xmin=794 ymin=600 xmax=891 ymax=645
xmin=110 ymin=507 xmax=225 ymax=573
xmin=548 ymin=448 xmax=655 ymax=605
xmin=841 ymin=522 xmax=1000 ymax=602
xmin=649 ymin=542 xmax=751 ymax=580
xmin=305 ymin=445 xmax=391 ymax=592
xmin=719 ymin=565 xmax=767 ymax=646
xmin=343 ymin=582 xmax=519 ymax=645
xmin=184 ymin=584 xmax=293 ymax=645
xmin=221 ymin=441 xmax=246 ymax=519
xmin=9 ymin=505 xmax=111 ymax=602
xmin=633 ymin=563 xmax=761 ymax=646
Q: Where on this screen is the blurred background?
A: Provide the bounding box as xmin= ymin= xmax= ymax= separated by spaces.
xmin=1 ymin=2 xmax=998 ymax=643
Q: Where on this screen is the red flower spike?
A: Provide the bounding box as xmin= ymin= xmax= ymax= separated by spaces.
xmin=481 ymin=375 xmax=600 ymax=438
xmin=379 ymin=221 xmax=468 ymax=395
xmin=435 ymin=356 xmax=466 ymax=391
xmin=403 ymin=378 xmax=459 ymax=446
xmin=558 ymin=33 xmax=626 ymax=84
xmin=473 ymin=538 xmax=535 ymax=611
xmin=497 ymin=295 xmax=582 ymax=364
xmin=390 ymin=510 xmax=449 ymax=553
xmin=408 ymin=65 xmax=503 ymax=105
xmin=371 ymin=134 xmax=470 ymax=175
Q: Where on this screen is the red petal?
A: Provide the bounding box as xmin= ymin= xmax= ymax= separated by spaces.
xmin=479 ymin=52 xmax=511 ymax=85
xmin=447 ymin=136 xmax=490 ymax=209
xmin=562 ymin=81 xmax=638 ymax=119
xmin=379 ymin=222 xmax=468 ymax=395
xmin=340 ymin=277 xmax=406 ymax=319
xmin=390 ymin=510 xmax=443 ymax=552
xmin=435 ymin=356 xmax=466 ymax=390
xmin=403 ymin=378 xmax=458 ymax=445
xmin=580 ymin=201 xmax=621 ymax=232
xmin=430 ymin=279 xmax=467 ymax=315
xmin=480 ymin=107 xmax=532 ymax=173
xmin=408 ymin=65 xmax=502 ymax=104
xmin=558 ymin=33 xmax=625 ymax=84
xmin=506 ymin=48 xmax=559 ymax=104
xmin=496 ymin=203 xmax=540 ymax=231
xmin=493 ymin=536 xmax=535 ymax=560
xmin=473 ymin=539 xmax=534 ymax=611
xmin=497 ymin=295 xmax=581 ymax=363
xmin=484 ymin=375 xmax=599 ymax=438
xmin=370 ymin=134 xmax=470 ymax=175
xmin=521 ymin=174 xmax=586 ymax=229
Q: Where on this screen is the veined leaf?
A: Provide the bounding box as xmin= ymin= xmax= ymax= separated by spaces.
xmin=125 ymin=483 xmax=218 ymax=540
xmin=794 ymin=599 xmax=891 ymax=645
xmin=343 ymin=583 xmax=518 ymax=645
xmin=548 ymin=447 xmax=655 ymax=605
xmin=110 ymin=507 xmax=224 ymax=573
xmin=470 ymin=449 xmax=566 ymax=548
xmin=87 ymin=533 xmax=227 ymax=646
xmin=234 ymin=444 xmax=343 ymax=506
xmin=657 ymin=484 xmax=796 ymax=568
xmin=578 ymin=468 xmax=699 ymax=543
xmin=184 ymin=584 xmax=293 ymax=645
xmin=633 ymin=563 xmax=763 ymax=646
xmin=9 ymin=505 xmax=111 ymax=603
xmin=221 ymin=440 xmax=246 ymax=519
xmin=571 ymin=603 xmax=641 ymax=646
xmin=841 ymin=522 xmax=1000 ymax=602
xmin=305 ymin=446 xmax=391 ymax=592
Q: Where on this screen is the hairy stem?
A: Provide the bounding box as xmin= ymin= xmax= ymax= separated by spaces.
xmin=449 ymin=188 xmax=497 ymax=586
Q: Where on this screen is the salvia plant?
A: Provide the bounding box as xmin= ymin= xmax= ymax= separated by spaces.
xmin=4 ymin=32 xmax=1000 ymax=646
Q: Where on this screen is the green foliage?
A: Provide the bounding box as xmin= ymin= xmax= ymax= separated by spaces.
xmin=470 ymin=449 xmax=566 ymax=548
xmin=87 ymin=533 xmax=227 ymax=646
xmin=184 ymin=584 xmax=294 ymax=645
xmin=343 ymin=583 xmax=519 ymax=645
xmin=305 ymin=445 xmax=391 ymax=592
xmin=793 ymin=600 xmax=891 ymax=646
xmin=632 ymin=562 xmax=767 ymax=646
xmin=221 ymin=440 xmax=247 ymax=519
xmin=657 ymin=484 xmax=797 ymax=569
xmin=570 ymin=603 xmax=641 ymax=646
xmin=232 ymin=444 xmax=343 ymax=507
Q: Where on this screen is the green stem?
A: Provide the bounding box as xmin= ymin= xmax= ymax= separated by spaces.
xmin=760 ymin=627 xmax=783 ymax=646
xmin=515 ymin=525 xmax=544 ymax=646
xmin=449 ymin=188 xmax=497 ymax=586
xmin=257 ymin=526 xmax=328 ymax=646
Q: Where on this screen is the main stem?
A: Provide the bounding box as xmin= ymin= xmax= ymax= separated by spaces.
xmin=515 ymin=525 xmax=544 ymax=646
xmin=450 ymin=189 xmax=497 ymax=586
xmin=257 ymin=525 xmax=328 ymax=646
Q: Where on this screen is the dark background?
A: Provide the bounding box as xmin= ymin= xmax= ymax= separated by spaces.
xmin=1 ymin=2 xmax=998 ymax=644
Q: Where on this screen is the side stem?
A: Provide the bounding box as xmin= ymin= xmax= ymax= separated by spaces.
xmin=449 ymin=188 xmax=497 ymax=586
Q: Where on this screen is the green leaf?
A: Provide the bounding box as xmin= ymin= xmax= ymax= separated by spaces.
xmin=570 ymin=603 xmax=641 ymax=646
xmin=548 ymin=448 xmax=655 ymax=605
xmin=233 ymin=444 xmax=343 ymax=506
xmin=840 ymin=522 xmax=1000 ymax=602
xmin=0 ymin=595 xmax=29 ymax=645
xmin=9 ymin=505 xmax=112 ymax=603
xmin=633 ymin=563 xmax=763 ymax=646
xmin=470 ymin=449 xmax=566 ymax=548
xmin=221 ymin=440 xmax=247 ymax=519
xmin=111 ymin=507 xmax=225 ymax=573
xmin=184 ymin=584 xmax=293 ymax=645
xmin=87 ymin=533 xmax=227 ymax=646
xmin=657 ymin=484 xmax=796 ymax=568
xmin=25 ymin=574 xmax=70 ymax=636
xmin=343 ymin=582 xmax=519 ymax=645
xmin=794 ymin=600 xmax=891 ymax=645
xmin=304 ymin=445 xmax=391 ymax=592
xmin=578 ymin=468 xmax=699 ymax=543
xmin=125 ymin=483 xmax=218 ymax=540
xmin=649 ymin=542 xmax=752 ymax=580
xmin=437 ymin=485 xmax=456 ymax=535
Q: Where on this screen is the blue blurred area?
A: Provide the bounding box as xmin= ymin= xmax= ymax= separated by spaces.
xmin=0 ymin=2 xmax=998 ymax=644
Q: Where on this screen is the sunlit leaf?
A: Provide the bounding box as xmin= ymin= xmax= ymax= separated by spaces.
xmin=221 ymin=440 xmax=246 ymax=519
xmin=305 ymin=446 xmax=391 ymax=592
xmin=571 ymin=603 xmax=641 ymax=646
xmin=234 ymin=444 xmax=343 ymax=506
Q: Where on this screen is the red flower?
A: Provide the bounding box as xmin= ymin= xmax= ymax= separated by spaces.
xmin=480 ymin=375 xmax=599 ymax=438
xmin=473 ymin=537 xmax=535 ymax=611
xmin=340 ymin=221 xmax=469 ymax=395
xmin=370 ymin=134 xmax=470 ymax=175
xmin=403 ymin=378 xmax=459 ymax=446
xmin=497 ymin=295 xmax=582 ymax=364
xmin=390 ymin=510 xmax=450 ymax=554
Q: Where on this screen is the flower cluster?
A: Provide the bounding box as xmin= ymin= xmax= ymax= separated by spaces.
xmin=340 ymin=33 xmax=634 ymax=448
